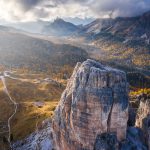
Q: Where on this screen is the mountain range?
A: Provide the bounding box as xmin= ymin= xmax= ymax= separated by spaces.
xmin=76 ymin=11 xmax=150 ymax=73
xmin=79 ymin=11 xmax=150 ymax=41
xmin=0 ymin=11 xmax=150 ymax=76
xmin=40 ymin=11 xmax=150 ymax=40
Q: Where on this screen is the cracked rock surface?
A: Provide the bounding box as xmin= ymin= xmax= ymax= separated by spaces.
xmin=52 ymin=59 xmax=129 ymax=150
xmin=136 ymin=94 xmax=150 ymax=150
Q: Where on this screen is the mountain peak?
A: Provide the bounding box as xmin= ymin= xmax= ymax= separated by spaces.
xmin=54 ymin=17 xmax=66 ymax=23
xmin=42 ymin=18 xmax=79 ymax=36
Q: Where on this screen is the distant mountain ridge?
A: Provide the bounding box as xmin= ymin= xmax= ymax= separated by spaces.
xmin=7 ymin=20 xmax=49 ymax=34
xmin=42 ymin=18 xmax=80 ymax=36
xmin=41 ymin=11 xmax=150 ymax=45
xmin=0 ymin=11 xmax=149 ymax=72
xmin=0 ymin=25 xmax=22 ymax=33
xmin=79 ymin=11 xmax=150 ymax=41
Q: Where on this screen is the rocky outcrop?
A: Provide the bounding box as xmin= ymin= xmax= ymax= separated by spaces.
xmin=94 ymin=133 xmax=118 ymax=150
xmin=136 ymin=94 xmax=150 ymax=127
xmin=120 ymin=127 xmax=147 ymax=150
xmin=135 ymin=94 xmax=150 ymax=149
xmin=52 ymin=59 xmax=129 ymax=150
xmin=12 ymin=119 xmax=54 ymax=150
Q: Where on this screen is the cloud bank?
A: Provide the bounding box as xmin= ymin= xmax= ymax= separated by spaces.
xmin=0 ymin=0 xmax=150 ymax=22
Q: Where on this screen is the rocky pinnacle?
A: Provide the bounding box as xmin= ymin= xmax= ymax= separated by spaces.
xmin=52 ymin=59 xmax=129 ymax=150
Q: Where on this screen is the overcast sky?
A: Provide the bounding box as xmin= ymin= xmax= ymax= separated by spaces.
xmin=0 ymin=0 xmax=150 ymax=22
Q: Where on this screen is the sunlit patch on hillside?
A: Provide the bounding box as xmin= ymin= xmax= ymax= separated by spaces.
xmin=0 ymin=71 xmax=65 ymax=147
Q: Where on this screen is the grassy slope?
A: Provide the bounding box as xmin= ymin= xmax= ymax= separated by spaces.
xmin=93 ymin=32 xmax=150 ymax=70
xmin=0 ymin=72 xmax=65 ymax=146
xmin=0 ymin=31 xmax=88 ymax=71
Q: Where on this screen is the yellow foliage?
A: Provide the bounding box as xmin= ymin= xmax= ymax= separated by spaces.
xmin=130 ymin=88 xmax=150 ymax=96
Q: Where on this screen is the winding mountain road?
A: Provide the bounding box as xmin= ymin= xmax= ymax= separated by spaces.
xmin=0 ymin=72 xmax=18 ymax=149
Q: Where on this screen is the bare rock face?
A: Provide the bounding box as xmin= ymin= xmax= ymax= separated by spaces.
xmin=120 ymin=127 xmax=147 ymax=150
xmin=94 ymin=133 xmax=118 ymax=150
xmin=135 ymin=94 xmax=150 ymax=149
xmin=52 ymin=59 xmax=129 ymax=150
xmin=135 ymin=95 xmax=150 ymax=127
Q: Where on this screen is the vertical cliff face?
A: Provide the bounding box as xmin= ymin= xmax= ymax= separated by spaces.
xmin=135 ymin=95 xmax=150 ymax=149
xmin=52 ymin=59 xmax=129 ymax=150
xmin=136 ymin=95 xmax=150 ymax=127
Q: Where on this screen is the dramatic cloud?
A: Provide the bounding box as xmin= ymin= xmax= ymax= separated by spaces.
xmin=0 ymin=0 xmax=150 ymax=22
xmin=88 ymin=0 xmax=150 ymax=17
